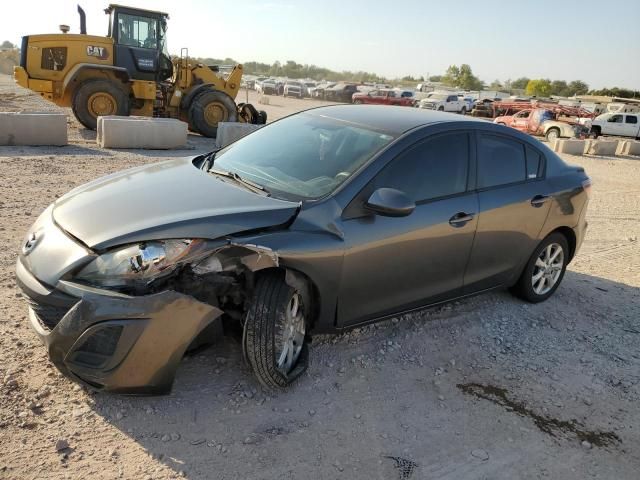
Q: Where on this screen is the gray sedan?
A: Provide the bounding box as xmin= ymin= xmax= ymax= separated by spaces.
xmin=16 ymin=105 xmax=590 ymax=393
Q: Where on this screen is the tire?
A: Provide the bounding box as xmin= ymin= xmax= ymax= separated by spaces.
xmin=258 ymin=110 xmax=268 ymax=124
xmin=510 ymin=232 xmax=569 ymax=303
xmin=188 ymin=89 xmax=237 ymax=138
xmin=438 ymin=106 xmax=444 ymax=111
xmin=353 ymin=99 xmax=362 ymax=104
xmin=243 ymin=272 xmax=309 ymax=389
xmin=460 ymin=106 xmax=467 ymax=115
xmin=72 ymin=79 xmax=129 ymax=130
xmin=591 ymin=127 xmax=600 ymax=139
xmin=545 ymin=128 xmax=560 ymax=142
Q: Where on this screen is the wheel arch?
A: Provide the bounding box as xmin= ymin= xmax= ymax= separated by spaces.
xmin=62 ymin=64 xmax=130 ymax=103
xmin=252 ymin=266 xmax=322 ymax=332
xmin=549 ymin=226 xmax=577 ymax=262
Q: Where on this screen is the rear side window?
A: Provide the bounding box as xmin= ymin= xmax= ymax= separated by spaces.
xmin=373 ymin=133 xmax=469 ymax=202
xmin=477 ymin=135 xmax=526 ymax=188
xmin=525 ymin=146 xmax=543 ymax=179
xmin=625 ymin=115 xmax=638 ymax=124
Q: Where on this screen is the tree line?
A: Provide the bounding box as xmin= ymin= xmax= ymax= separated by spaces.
xmin=3 ymin=41 xmax=639 ymax=99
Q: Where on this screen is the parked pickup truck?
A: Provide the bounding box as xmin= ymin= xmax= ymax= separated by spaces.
xmin=494 ymin=108 xmax=590 ymax=142
xmin=417 ymin=93 xmax=467 ymax=113
xmin=352 ymin=89 xmax=415 ymax=106
xmin=591 ymin=112 xmax=640 ymax=139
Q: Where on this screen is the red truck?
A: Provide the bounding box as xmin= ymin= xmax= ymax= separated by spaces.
xmin=352 ymin=89 xmax=415 ymax=107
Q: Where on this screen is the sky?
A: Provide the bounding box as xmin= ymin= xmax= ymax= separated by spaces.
xmin=1 ymin=0 xmax=639 ymax=90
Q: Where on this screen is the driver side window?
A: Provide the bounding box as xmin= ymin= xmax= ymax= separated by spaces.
xmin=118 ymin=14 xmax=157 ymax=49
xmin=372 ymin=133 xmax=470 ymax=203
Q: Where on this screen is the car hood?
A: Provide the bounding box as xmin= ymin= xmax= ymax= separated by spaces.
xmin=52 ymin=157 xmax=300 ymax=250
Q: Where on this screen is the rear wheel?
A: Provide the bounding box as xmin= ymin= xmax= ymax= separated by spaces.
xmin=511 ymin=233 xmax=569 ymax=303
xmin=243 ymin=272 xmax=309 ymax=389
xmin=72 ymin=79 xmax=129 ymax=130
xmin=545 ymin=127 xmax=560 ymax=142
xmin=460 ymin=106 xmax=467 ymax=115
xmin=188 ymin=89 xmax=237 ymax=138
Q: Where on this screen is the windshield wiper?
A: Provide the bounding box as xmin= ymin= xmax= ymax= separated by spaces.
xmin=209 ymin=167 xmax=270 ymax=196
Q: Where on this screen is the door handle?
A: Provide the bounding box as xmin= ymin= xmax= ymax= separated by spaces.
xmin=531 ymin=195 xmax=550 ymax=207
xmin=449 ymin=212 xmax=475 ymax=227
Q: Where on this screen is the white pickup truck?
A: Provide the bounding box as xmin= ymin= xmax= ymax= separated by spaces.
xmin=591 ymin=112 xmax=640 ymax=138
xmin=417 ymin=93 xmax=467 ymax=114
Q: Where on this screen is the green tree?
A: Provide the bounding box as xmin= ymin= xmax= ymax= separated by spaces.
xmin=1 ymin=40 xmax=15 ymax=49
xmin=525 ymin=79 xmax=552 ymax=97
xmin=441 ymin=64 xmax=483 ymax=90
xmin=567 ymin=80 xmax=589 ymax=96
xmin=551 ymin=80 xmax=569 ymax=96
xmin=428 ymin=75 xmax=442 ymax=82
xmin=510 ymin=77 xmax=530 ymax=90
xmin=489 ymin=79 xmax=502 ymax=90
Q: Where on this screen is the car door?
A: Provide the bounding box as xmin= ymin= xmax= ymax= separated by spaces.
xmin=623 ymin=114 xmax=639 ymax=137
xmin=464 ymin=133 xmax=551 ymax=292
xmin=602 ymin=114 xmax=624 ymax=135
xmin=338 ymin=131 xmax=478 ymax=326
xmin=445 ymin=95 xmax=458 ymax=112
xmin=511 ymin=110 xmax=531 ymax=131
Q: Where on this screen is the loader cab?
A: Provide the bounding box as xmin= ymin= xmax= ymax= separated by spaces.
xmin=105 ymin=4 xmax=173 ymax=81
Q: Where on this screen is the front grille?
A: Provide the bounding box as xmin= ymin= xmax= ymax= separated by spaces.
xmin=28 ymin=301 xmax=71 ymax=330
xmin=40 ymin=47 xmax=67 ymax=71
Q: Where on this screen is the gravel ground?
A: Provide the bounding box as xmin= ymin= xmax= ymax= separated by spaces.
xmin=0 ymin=73 xmax=639 ymax=479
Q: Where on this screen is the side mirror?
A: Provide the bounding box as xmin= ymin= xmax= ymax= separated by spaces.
xmin=365 ymin=188 xmax=415 ymax=217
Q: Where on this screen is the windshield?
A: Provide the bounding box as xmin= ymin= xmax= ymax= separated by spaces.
xmin=212 ymin=113 xmax=395 ymax=200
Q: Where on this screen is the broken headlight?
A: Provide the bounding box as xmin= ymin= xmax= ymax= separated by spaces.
xmin=74 ymin=239 xmax=209 ymax=288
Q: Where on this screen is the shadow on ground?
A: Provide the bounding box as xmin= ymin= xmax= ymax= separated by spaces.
xmin=85 ymin=270 xmax=640 ymax=479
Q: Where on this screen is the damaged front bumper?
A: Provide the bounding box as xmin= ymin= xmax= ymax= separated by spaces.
xmin=16 ymin=258 xmax=222 ymax=394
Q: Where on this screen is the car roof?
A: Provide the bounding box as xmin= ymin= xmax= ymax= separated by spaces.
xmin=305 ymin=105 xmax=484 ymax=135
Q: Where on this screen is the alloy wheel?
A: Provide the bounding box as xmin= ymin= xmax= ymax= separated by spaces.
xmin=276 ymin=292 xmax=306 ymax=373
xmin=532 ymin=243 xmax=564 ymax=295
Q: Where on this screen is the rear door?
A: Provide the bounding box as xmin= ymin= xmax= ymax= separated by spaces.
xmin=464 ymin=133 xmax=551 ymax=292
xmin=623 ymin=114 xmax=639 ymax=137
xmin=338 ymin=131 xmax=478 ymax=325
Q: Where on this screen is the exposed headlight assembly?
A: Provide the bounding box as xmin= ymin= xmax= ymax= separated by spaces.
xmin=74 ymin=239 xmax=209 ymax=288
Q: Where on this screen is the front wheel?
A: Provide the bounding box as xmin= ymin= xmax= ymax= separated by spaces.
xmin=460 ymin=106 xmax=467 ymax=115
xmin=438 ymin=106 xmax=444 ymax=111
xmin=243 ymin=272 xmax=309 ymax=389
xmin=188 ymin=89 xmax=238 ymax=138
xmin=511 ymin=233 xmax=569 ymax=303
xmin=353 ymin=99 xmax=363 ymax=104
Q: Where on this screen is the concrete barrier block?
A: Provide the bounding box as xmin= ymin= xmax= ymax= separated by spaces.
xmin=215 ymin=122 xmax=264 ymax=148
xmin=553 ymin=139 xmax=586 ymax=156
xmin=616 ymin=140 xmax=640 ymax=156
xmin=585 ymin=139 xmax=619 ymax=156
xmin=0 ymin=112 xmax=67 ymax=146
xmin=97 ymin=116 xmax=187 ymax=149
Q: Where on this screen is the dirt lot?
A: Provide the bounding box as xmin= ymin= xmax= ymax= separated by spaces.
xmin=0 ymin=73 xmax=639 ymax=479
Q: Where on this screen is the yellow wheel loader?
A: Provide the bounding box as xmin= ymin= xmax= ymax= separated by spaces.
xmin=13 ymin=4 xmax=266 ymax=137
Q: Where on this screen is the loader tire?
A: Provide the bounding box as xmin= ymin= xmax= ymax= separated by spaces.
xmin=72 ymin=80 xmax=129 ymax=130
xmin=189 ymin=89 xmax=238 ymax=138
